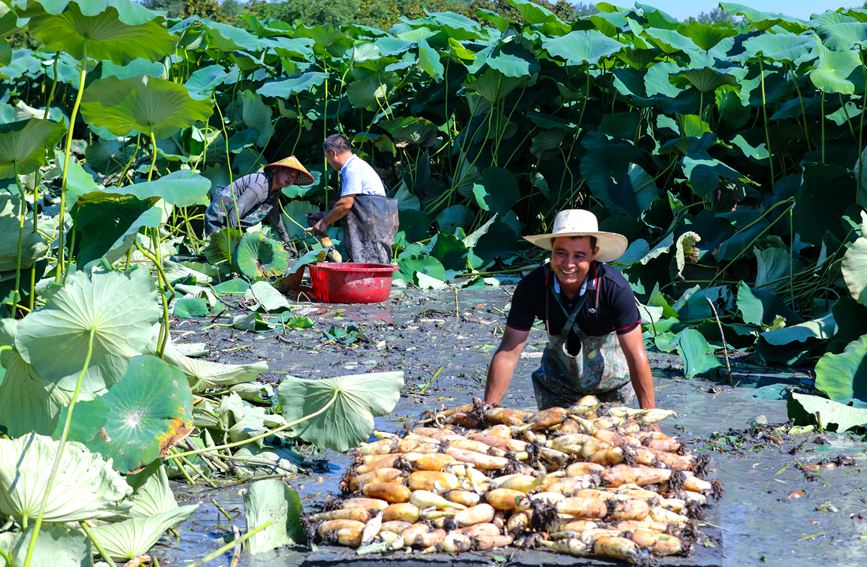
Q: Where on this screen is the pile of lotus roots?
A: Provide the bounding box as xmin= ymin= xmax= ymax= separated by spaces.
xmin=308 ymin=396 xmax=721 ymax=564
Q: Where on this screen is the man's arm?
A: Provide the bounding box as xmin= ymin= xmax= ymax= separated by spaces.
xmin=313 ymin=195 xmax=355 ymax=233
xmin=484 ymin=326 xmax=530 ymax=405
xmin=616 ymin=326 xmax=656 ymax=409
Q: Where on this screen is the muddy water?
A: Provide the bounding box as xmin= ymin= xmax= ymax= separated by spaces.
xmin=157 ymin=288 xmax=866 ymax=567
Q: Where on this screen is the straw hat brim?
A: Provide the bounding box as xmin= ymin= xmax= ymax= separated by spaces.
xmin=265 ymin=156 xmax=315 ymax=186
xmin=523 ymin=231 xmax=628 ymax=263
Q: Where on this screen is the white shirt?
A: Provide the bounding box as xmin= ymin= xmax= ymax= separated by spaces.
xmin=339 ymin=155 xmax=386 ymax=197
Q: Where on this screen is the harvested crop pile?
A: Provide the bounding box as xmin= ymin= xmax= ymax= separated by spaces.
xmin=308 ymin=396 xmax=721 ymax=564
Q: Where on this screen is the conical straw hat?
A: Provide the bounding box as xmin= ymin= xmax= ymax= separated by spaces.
xmin=265 ymin=155 xmax=315 ymax=185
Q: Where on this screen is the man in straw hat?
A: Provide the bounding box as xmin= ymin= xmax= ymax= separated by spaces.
xmin=484 ymin=209 xmax=656 ymax=410
xmin=311 ymin=134 xmax=398 ymax=265
xmin=204 ymin=155 xmax=314 ymax=244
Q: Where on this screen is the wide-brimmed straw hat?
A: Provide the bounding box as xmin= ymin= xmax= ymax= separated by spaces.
xmin=523 ymin=209 xmax=628 ymax=263
xmin=265 ymin=155 xmax=315 ymax=185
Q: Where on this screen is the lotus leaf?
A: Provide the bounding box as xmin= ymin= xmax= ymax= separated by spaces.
xmin=541 ymin=30 xmax=624 ymax=66
xmin=0 ymin=350 xmax=63 ymax=437
xmin=244 ymin=478 xmax=305 ymax=554
xmin=0 ymin=434 xmax=131 ymax=522
xmin=204 ymin=227 xmax=243 ymax=271
xmin=788 ymin=392 xmax=867 ymax=432
xmin=0 ymin=118 xmax=65 ymax=177
xmin=246 ymin=280 xmax=290 ymax=312
xmin=173 ymin=297 xmax=208 ymax=319
xmin=91 ymin=506 xmax=198 ymax=560
xmin=0 ymin=524 xmax=92 ymax=567
xmin=164 ymin=342 xmax=265 ymax=392
xmin=277 ymin=371 xmax=404 ymax=451
xmin=842 ymin=212 xmax=867 ymax=306
xmin=0 ymin=196 xmax=47 ymax=271
xmin=60 ymin=355 xmax=193 ymax=473
xmin=127 ymin=462 xmax=177 ymax=517
xmin=72 ymin=192 xmax=160 ymax=266
xmin=736 ymin=281 xmax=763 ymax=326
xmin=236 ymin=232 xmax=290 ymax=279
xmin=810 ymin=38 xmax=861 ymax=95
xmin=814 ymin=334 xmax=867 ymax=405
xmin=257 ymin=71 xmax=328 ymax=98
xmin=81 ymin=75 xmax=213 ymax=139
xmin=674 ymin=328 xmax=721 ymax=378
xmin=104 ymin=170 xmax=212 ymax=207
xmin=16 ymin=269 xmax=160 ymax=393
xmin=27 ymin=2 xmax=175 ymax=64
xmin=758 ymin=314 xmax=836 ymax=365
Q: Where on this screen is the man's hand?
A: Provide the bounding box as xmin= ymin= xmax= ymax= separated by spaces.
xmin=617 ymin=326 xmax=656 ymax=409
xmin=313 ymin=218 xmax=328 ymax=234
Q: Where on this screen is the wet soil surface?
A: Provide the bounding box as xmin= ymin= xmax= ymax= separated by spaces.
xmin=158 ymin=288 xmax=867 ymax=567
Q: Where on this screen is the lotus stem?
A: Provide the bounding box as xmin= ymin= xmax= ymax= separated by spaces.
xmin=705 ymin=297 xmax=732 ymax=385
xmin=820 ymin=91 xmax=826 ymax=164
xmin=56 ymin=52 xmax=88 ymax=282
xmin=23 ymin=328 xmax=96 ymax=567
xmin=167 ymin=389 xmax=339 ymax=460
xmin=9 ymin=162 xmax=25 ymax=314
xmin=758 ymin=59 xmax=775 ymax=190
xmin=80 ymin=521 xmax=118 ymax=567
xmin=184 ymin=521 xmax=272 ymax=567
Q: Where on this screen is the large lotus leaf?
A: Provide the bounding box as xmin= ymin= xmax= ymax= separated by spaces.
xmin=380 ymin=116 xmax=438 ymax=146
xmin=0 ymin=196 xmax=47 ymax=271
xmin=429 ymin=233 xmax=468 ymax=273
xmin=246 ymin=280 xmax=290 ymax=312
xmin=677 ymin=21 xmax=737 ymax=51
xmin=473 ymin=222 xmax=525 ymax=266
xmin=754 ymin=247 xmax=792 ymax=292
xmin=396 ymin=254 xmax=446 ymax=285
xmin=185 ymin=64 xmax=235 ymax=99
xmin=436 ymin=204 xmax=473 ymax=235
xmin=164 ymin=341 xmax=265 ymax=393
xmin=1 ymin=524 xmax=92 ymax=567
xmin=674 ymin=329 xmax=721 ymax=378
xmin=788 ymin=392 xmax=867 ymax=432
xmin=105 ymin=170 xmax=212 ymax=207
xmin=0 ymin=350 xmax=63 ymax=437
xmin=814 ymin=334 xmax=867 ymax=404
xmin=719 ymin=3 xmax=808 ymax=32
xmin=126 ymin=462 xmax=176 ymax=517
xmin=740 ymin=32 xmax=813 ymax=62
xmin=580 ymin=132 xmax=655 ymax=217
xmin=466 ymin=68 xmax=525 ymax=103
xmin=417 ymin=38 xmax=444 ymax=80
xmin=347 ymin=73 xmax=395 ymax=111
xmin=257 ymin=71 xmax=328 ymax=98
xmin=81 ymin=75 xmax=212 ymax=139
xmin=758 ymin=314 xmax=836 ymax=365
xmin=73 ymin=192 xmax=160 ymax=266
xmin=281 ymin=199 xmax=318 ymax=239
xmin=818 ymin=19 xmax=867 ymax=51
xmin=540 ymin=30 xmax=624 ymax=66
xmin=736 ymin=281 xmax=763 ymax=326
xmin=277 ymin=371 xmax=404 ymax=452
xmin=204 ymin=227 xmax=243 ymax=271
xmin=60 ymin=355 xmax=193 ymax=473
xmin=793 ymin=163 xmax=853 ymax=246
xmin=241 ymin=90 xmax=273 ymax=148
xmin=0 ymin=118 xmax=64 ymax=177
xmin=28 ymin=3 xmax=175 ymax=64
xmin=671 ymin=67 xmax=737 ymax=94
xmin=472 ymin=167 xmax=519 ymax=215
xmin=842 ymin=212 xmax=867 ymax=306
xmin=244 ymin=478 xmax=305 ymax=554
xmin=91 ymin=505 xmax=198 ymax=561
xmin=810 ymin=39 xmax=861 ymax=95
xmin=0 ymin=434 xmax=131 ymax=522
xmin=16 ymin=269 xmax=160 ymax=394
xmin=236 ymin=232 xmax=290 ymax=280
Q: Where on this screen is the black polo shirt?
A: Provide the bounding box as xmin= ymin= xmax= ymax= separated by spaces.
xmin=505 ymin=262 xmax=641 ymax=355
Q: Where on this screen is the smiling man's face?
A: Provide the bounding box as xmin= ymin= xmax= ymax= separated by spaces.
xmin=550 ymin=236 xmax=598 ymax=292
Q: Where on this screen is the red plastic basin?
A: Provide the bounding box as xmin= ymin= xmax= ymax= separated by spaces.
xmin=309 ymin=262 xmax=398 ymax=304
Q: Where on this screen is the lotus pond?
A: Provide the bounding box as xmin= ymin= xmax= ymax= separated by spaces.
xmin=0 ymin=0 xmax=866 ymax=565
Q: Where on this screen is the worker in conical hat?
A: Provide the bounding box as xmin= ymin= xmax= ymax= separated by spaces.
xmin=204 ymin=156 xmax=314 ymax=244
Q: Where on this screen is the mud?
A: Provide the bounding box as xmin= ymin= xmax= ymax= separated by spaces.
xmin=158 ymin=288 xmax=867 ymax=567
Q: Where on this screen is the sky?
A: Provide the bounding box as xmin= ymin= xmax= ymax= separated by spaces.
xmin=601 ymin=0 xmax=863 ymax=19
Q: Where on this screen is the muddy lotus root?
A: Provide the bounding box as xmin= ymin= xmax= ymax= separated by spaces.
xmin=308 ymin=395 xmax=721 ymax=563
